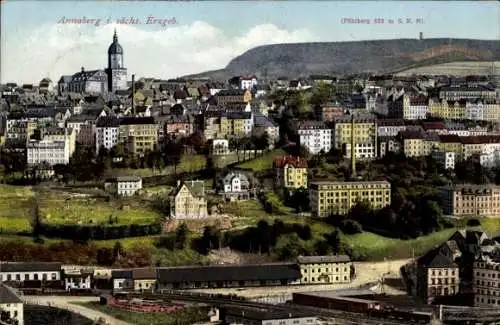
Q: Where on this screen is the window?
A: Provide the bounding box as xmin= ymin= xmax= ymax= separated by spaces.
xmin=16 ymin=274 xmax=20 ymax=281
xmin=25 ymin=274 xmax=29 ymax=280
xmin=51 ymin=273 xmax=57 ymax=280
xmin=7 ymin=275 xmax=11 ymax=281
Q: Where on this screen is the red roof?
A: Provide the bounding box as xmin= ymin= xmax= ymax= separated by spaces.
xmin=423 ymin=122 xmax=446 ymax=130
xmin=273 ymin=155 xmax=308 ymax=168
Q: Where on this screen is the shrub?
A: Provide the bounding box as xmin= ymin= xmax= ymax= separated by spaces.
xmin=466 ymin=218 xmax=481 ymax=227
xmin=339 ymin=219 xmax=363 ymax=234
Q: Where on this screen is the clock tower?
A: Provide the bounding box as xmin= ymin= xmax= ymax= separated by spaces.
xmin=106 ymin=29 xmax=127 ymax=92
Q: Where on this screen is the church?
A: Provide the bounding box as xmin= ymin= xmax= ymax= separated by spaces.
xmin=57 ymin=30 xmax=128 ymax=95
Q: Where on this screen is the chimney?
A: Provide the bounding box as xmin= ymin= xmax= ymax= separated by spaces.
xmin=81 ymin=67 xmax=85 ymax=73
xmin=351 ymin=115 xmax=356 ymax=179
xmin=132 ymin=74 xmax=136 ymax=116
xmin=419 ymin=32 xmax=423 ymax=40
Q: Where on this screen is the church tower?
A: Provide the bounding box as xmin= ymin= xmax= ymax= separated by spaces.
xmin=106 ymin=29 xmax=127 ymax=92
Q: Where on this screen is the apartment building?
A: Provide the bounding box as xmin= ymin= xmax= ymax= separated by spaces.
xmin=274 ymin=155 xmax=308 ymax=189
xmin=309 ymin=181 xmax=391 ymax=217
xmin=297 ymin=255 xmax=351 ymax=285
xmin=297 ymin=121 xmax=332 ymax=155
xmin=42 ymin=126 xmax=76 ymax=157
xmin=403 ymin=94 xmax=429 ymax=120
xmin=473 ymin=253 xmax=500 ymax=307
xmin=170 ymin=180 xmax=209 ymax=219
xmin=439 ymin=85 xmax=496 ymax=101
xmin=417 ymin=248 xmax=460 ymax=304
xmin=215 ymin=89 xmax=252 ymax=105
xmin=119 ymin=117 xmax=157 ymax=156
xmin=203 ymin=111 xmax=253 ymax=140
xmin=27 ymin=139 xmax=70 ymax=165
xmin=95 ymin=116 xmax=120 ymax=153
xmin=440 ymin=184 xmax=500 ymax=217
xmin=333 ymin=115 xmax=377 ymax=160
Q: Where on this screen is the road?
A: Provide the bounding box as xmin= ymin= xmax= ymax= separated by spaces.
xmin=23 ymin=296 xmax=131 ymax=325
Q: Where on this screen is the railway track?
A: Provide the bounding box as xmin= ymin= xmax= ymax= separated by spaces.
xmin=122 ymin=292 xmax=424 ymax=325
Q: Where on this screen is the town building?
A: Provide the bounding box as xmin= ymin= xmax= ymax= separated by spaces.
xmin=416 ymin=248 xmax=460 ymax=304
xmin=310 ymin=181 xmax=391 ymax=217
xmin=106 ymin=30 xmax=128 ymax=92
xmin=112 ymin=268 xmax=156 ymax=293
xmin=431 ymin=149 xmax=456 ymax=170
xmin=212 ymin=139 xmax=230 ymax=155
xmin=64 ymin=269 xmax=93 ymax=291
xmin=273 ymin=155 xmax=308 ymax=189
xmin=297 ymin=255 xmax=352 ymax=284
xmin=0 ymin=283 xmax=23 ymax=325
xmin=220 ymin=172 xmax=252 ymax=201
xmin=95 ymin=116 xmax=120 ymax=153
xmin=105 ymin=176 xmax=143 ymax=196
xmin=439 ymin=184 xmax=500 ymax=217
xmin=156 ymin=263 xmax=301 ymax=290
xmin=473 ymin=251 xmax=500 ymax=307
xmin=118 ymin=117 xmax=157 ymax=156
xmin=215 ymin=89 xmax=252 ymax=105
xmin=27 ymin=139 xmax=70 ymax=166
xmin=42 ymin=126 xmax=76 ymax=157
xmin=297 ymin=121 xmax=332 ymax=155
xmin=0 ymin=262 xmax=62 ymax=283
xmin=314 ymin=103 xmax=344 ymax=122
xmin=170 ymin=180 xmax=209 ymax=219
xmin=439 ymin=85 xmax=496 ymax=101
xmin=67 ymin=109 xmax=107 ymax=149
xmin=333 ymin=115 xmax=377 ymax=160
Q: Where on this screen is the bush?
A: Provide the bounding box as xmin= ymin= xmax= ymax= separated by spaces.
xmin=466 ymin=218 xmax=481 ymax=227
xmin=339 ymin=219 xmax=363 ymax=234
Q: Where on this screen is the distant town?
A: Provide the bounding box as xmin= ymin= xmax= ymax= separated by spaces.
xmin=1 ymin=29 xmax=500 ymax=325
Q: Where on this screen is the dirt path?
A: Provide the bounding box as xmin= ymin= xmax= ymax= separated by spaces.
xmin=23 ymin=296 xmax=131 ymax=325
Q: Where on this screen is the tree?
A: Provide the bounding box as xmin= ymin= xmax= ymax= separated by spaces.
xmin=324 ymin=229 xmax=341 ymax=252
xmin=339 ymin=219 xmax=363 ymax=234
xmin=275 ymin=233 xmax=303 ymax=261
xmin=175 ymin=223 xmax=189 ymax=249
xmin=30 ymin=197 xmax=42 ymax=239
xmin=310 ymin=82 xmax=332 ymax=106
xmin=112 ymin=241 xmax=123 ymax=262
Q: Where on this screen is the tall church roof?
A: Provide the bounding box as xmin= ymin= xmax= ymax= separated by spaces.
xmin=108 ymin=29 xmax=123 ymax=55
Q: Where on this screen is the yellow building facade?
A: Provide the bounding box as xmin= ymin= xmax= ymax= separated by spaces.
xmin=119 ymin=117 xmax=157 ymax=156
xmin=310 ymin=181 xmax=391 ymax=217
xmin=333 ymin=116 xmax=377 ymax=157
xmin=297 ymin=255 xmax=352 ymax=284
xmin=274 ymin=156 xmax=308 ymax=189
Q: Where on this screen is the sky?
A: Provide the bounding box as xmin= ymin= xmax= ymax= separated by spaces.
xmin=1 ymin=0 xmax=499 ymax=84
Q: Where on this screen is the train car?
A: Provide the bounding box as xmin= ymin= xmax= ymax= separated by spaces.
xmin=292 ymin=292 xmax=379 ymax=313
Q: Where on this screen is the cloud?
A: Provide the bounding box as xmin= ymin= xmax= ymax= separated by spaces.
xmin=1 ymin=22 xmax=317 ymax=84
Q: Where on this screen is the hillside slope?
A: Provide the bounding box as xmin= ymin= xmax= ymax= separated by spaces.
xmin=184 ymin=38 xmax=500 ymax=80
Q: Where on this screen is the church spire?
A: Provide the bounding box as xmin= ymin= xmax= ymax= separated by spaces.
xmin=113 ymin=29 xmax=118 ymax=42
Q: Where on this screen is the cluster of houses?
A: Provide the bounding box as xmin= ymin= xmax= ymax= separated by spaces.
xmin=402 ymin=229 xmax=500 ymax=307
xmin=0 ymin=255 xmax=352 ymax=293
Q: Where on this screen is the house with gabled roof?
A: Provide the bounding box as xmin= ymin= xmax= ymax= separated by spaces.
xmin=416 ymin=248 xmax=460 ymax=304
xmin=170 ymin=180 xmax=209 ymax=219
xmin=0 ymin=282 xmax=23 ymax=325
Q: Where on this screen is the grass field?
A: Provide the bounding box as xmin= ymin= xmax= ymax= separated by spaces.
xmin=237 ymin=149 xmax=285 ymax=171
xmin=39 ymin=192 xmax=161 ymax=225
xmin=0 ymin=186 xmax=34 ymax=233
xmin=0 ymin=185 xmax=162 ymax=230
xmin=108 ymin=155 xmax=207 ymax=178
xmin=73 ymin=302 xmax=210 ymax=325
